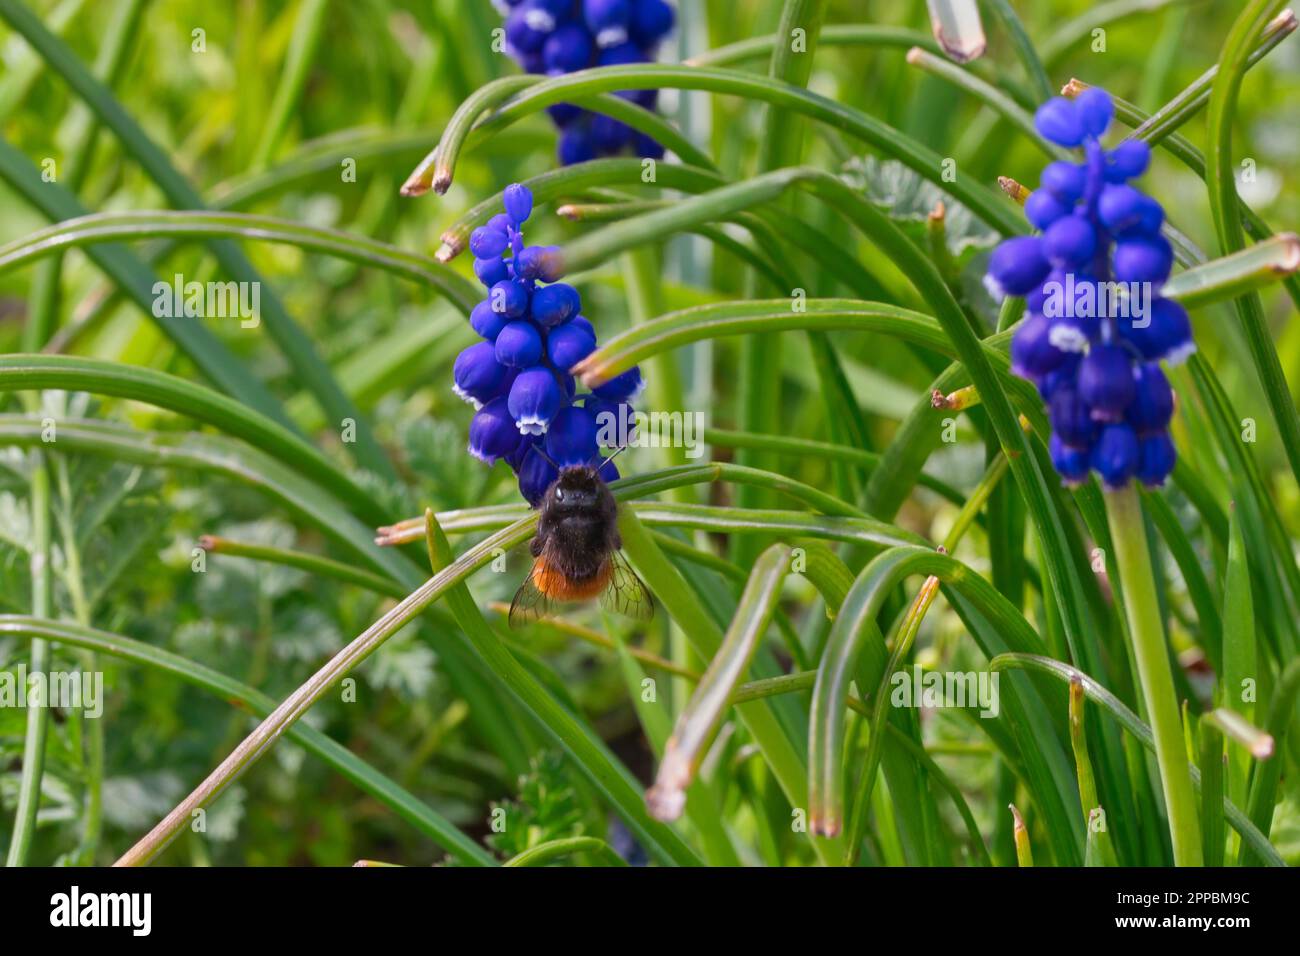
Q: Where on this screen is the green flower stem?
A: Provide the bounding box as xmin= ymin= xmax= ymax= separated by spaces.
xmin=1105 ymin=484 xmax=1203 ymax=866
xmin=53 ymin=455 xmax=103 ymax=863
xmin=5 ymin=449 xmax=51 ymax=867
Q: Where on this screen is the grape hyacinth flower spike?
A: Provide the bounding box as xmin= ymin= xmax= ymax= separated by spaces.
xmin=454 ymin=183 xmax=643 ymax=505
xmin=987 ymin=86 xmax=1194 ymax=491
xmin=496 ymin=0 xmax=677 ymax=164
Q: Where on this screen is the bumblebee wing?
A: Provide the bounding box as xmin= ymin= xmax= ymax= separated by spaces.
xmin=509 ymin=562 xmax=553 ymax=628
xmin=600 ymin=550 xmax=654 ymax=622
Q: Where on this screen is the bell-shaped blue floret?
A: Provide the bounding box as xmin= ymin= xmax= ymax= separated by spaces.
xmin=1010 ymin=312 xmax=1067 ymax=380
xmin=453 ymin=341 xmax=510 ymax=407
xmin=469 ymin=397 xmax=524 ymax=464
xmin=1127 ymin=362 xmax=1174 ymax=434
xmin=1035 ymin=98 xmax=1086 ymax=147
xmin=495 ymin=320 xmax=544 ymax=368
xmin=530 ymin=282 xmax=582 ymax=327
xmin=1137 ymin=430 xmax=1177 ymax=488
xmin=503 ymin=183 xmax=534 ymax=226
xmin=1077 ymin=343 xmax=1136 ymax=421
xmin=518 ymin=443 xmax=560 ymax=506
xmin=509 ymin=366 xmax=566 ymax=435
xmin=985 ymin=236 xmax=1051 ymax=298
xmin=591 ymin=365 xmax=644 ymax=402
xmin=1091 ymin=422 xmax=1141 ymax=489
xmin=1049 ymin=433 xmax=1091 ymax=487
xmin=547 ymin=320 xmax=598 ymax=368
xmin=545 ymin=404 xmax=601 ymax=467
xmin=1113 ymin=234 xmax=1173 ymax=284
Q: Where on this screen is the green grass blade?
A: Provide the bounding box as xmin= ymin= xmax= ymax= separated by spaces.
xmin=0 ymin=616 xmax=494 ymax=866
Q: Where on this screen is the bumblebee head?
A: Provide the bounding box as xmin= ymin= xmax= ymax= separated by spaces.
xmin=546 ymin=465 xmax=603 ymax=511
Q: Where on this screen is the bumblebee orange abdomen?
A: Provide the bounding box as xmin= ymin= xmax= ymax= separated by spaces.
xmin=531 ymin=556 xmax=611 ymax=601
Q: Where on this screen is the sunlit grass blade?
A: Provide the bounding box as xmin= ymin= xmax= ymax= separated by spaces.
xmin=0 ymin=139 xmax=287 ymax=424
xmin=647 ymin=544 xmax=791 ymax=821
xmin=0 ymin=0 xmax=393 ymax=478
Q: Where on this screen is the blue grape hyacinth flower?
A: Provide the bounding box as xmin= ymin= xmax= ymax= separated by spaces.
xmin=986 ymin=86 xmax=1194 ymax=491
xmin=496 ymin=0 xmax=675 ymax=164
xmin=455 ymin=183 xmax=643 ymax=504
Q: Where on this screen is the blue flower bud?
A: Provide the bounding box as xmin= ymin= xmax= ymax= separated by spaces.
xmin=474 ymin=255 xmax=510 ymax=288
xmin=469 ymin=397 xmax=524 ymax=464
xmin=1044 ymin=216 xmax=1098 ymax=268
xmin=569 ymin=314 xmax=595 ymax=338
xmin=495 ymin=320 xmax=544 ymax=368
xmin=598 ymin=459 xmax=621 ymax=483
xmin=1049 ymin=383 xmax=1098 ymax=449
xmin=516 ymin=244 xmax=566 ymax=282
xmin=634 ymin=132 xmax=666 ymax=159
xmin=509 ymin=366 xmax=566 ymax=434
xmin=1137 ymin=430 xmax=1176 ymax=487
xmin=1117 ymin=296 xmax=1195 ymax=364
xmin=547 ymin=320 xmax=597 ymax=368
xmin=1035 ymin=98 xmax=1086 ymax=147
xmin=504 ymin=432 xmax=538 ymax=472
xmin=530 ymin=282 xmax=581 ymax=326
xmin=1037 ymin=354 xmax=1081 ymax=400
xmin=1091 ymin=422 xmax=1140 ymax=489
xmin=454 ymin=341 xmax=511 ymax=407
xmin=505 ymin=3 xmax=554 ymax=54
xmin=559 ymin=125 xmax=597 ymax=165
xmin=1113 ymin=234 xmax=1173 ymax=284
xmin=985 ymin=236 xmax=1051 ymax=298
xmin=1040 ymin=161 xmax=1087 ymax=203
xmin=1127 ymin=362 xmax=1174 ymax=434
xmin=1098 ymin=185 xmax=1164 ymax=236
xmin=592 ymin=365 xmax=644 ymax=401
xmin=1010 ymin=312 xmax=1067 ymax=379
xmin=544 ymin=24 xmax=594 ymax=72
xmin=487 ymin=213 xmax=513 ymax=235
xmin=490 ymin=278 xmax=530 ymax=318
xmin=518 ymin=443 xmax=560 ymax=506
xmin=471 ymin=299 xmax=510 ymax=340
xmin=1105 ymin=139 xmax=1151 ymax=182
xmin=503 ymin=183 xmax=534 ymax=225
xmin=591 ymin=113 xmax=632 ymax=152
xmin=1076 ymin=87 xmax=1113 ymax=137
xmin=1078 ymin=343 xmax=1136 ymax=420
xmin=547 ymin=102 xmax=583 ymax=126
xmin=629 ymin=0 xmax=675 ymax=46
xmin=585 ymin=0 xmax=631 ymax=47
xmin=597 ymin=40 xmax=645 ymax=66
xmin=1049 ymin=433 xmax=1091 ymax=486
xmin=1025 ymin=189 xmax=1070 ymax=230
xmin=470 ymin=226 xmax=509 ymax=259
xmin=545 ymin=404 xmax=601 ymax=467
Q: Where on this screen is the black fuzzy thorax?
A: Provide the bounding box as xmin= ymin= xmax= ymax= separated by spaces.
xmin=532 ymin=465 xmax=620 ymax=581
